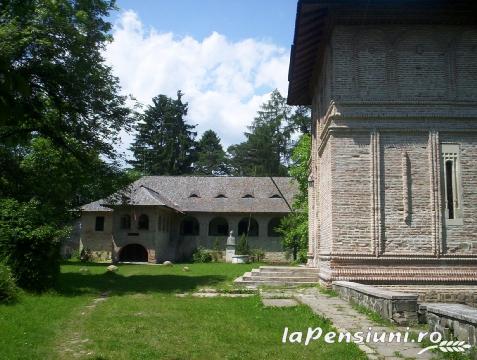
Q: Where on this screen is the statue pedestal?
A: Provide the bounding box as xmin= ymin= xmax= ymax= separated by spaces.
xmin=226 ymin=244 xmax=235 ymax=263
xmin=225 ymin=231 xmax=236 ymax=263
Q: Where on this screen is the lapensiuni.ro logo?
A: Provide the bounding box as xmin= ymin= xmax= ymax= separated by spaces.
xmin=282 ymin=327 xmax=472 ymax=355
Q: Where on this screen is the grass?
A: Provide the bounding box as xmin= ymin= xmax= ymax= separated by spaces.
xmin=316 ymin=285 xmax=338 ymax=297
xmin=350 ymin=302 xmax=395 ymax=327
xmin=0 ymin=262 xmax=366 ymax=360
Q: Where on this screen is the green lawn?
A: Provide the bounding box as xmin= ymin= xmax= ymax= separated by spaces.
xmin=0 ymin=262 xmax=366 ymax=360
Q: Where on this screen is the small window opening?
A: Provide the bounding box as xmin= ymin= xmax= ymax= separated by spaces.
xmin=242 ymin=194 xmax=254 ymax=198
xmin=95 ymin=216 xmax=105 ymax=231
xmin=445 ymin=160 xmax=454 ymax=220
xmin=138 ymin=214 xmax=149 ymax=230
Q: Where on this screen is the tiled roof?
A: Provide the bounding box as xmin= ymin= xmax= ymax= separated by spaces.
xmin=81 ymin=176 xmax=298 ymax=214
xmin=80 ymin=199 xmax=113 ymax=212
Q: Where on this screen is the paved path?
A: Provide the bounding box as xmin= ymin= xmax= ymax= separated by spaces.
xmin=295 ymin=289 xmax=435 ymax=360
xmin=261 ymin=288 xmax=435 ymax=360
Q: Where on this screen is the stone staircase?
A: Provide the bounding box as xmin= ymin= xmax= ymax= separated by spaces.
xmin=234 ymin=266 xmax=320 ymax=287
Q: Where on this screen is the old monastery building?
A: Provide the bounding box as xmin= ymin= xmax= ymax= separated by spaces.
xmin=77 ymin=177 xmax=297 ymax=263
xmin=288 ymin=0 xmax=477 ymax=284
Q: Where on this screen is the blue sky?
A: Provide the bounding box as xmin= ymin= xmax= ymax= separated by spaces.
xmin=105 ymin=1 xmax=298 ymax=158
xmin=114 ymin=0 xmax=297 ymax=47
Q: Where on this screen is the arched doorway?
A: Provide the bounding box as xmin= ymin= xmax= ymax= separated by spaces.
xmin=208 ymin=217 xmax=229 ymax=236
xmin=268 ymin=217 xmax=283 ymax=237
xmin=180 ymin=216 xmax=200 ymax=236
xmin=118 ymin=244 xmax=148 ymax=262
xmin=238 ymin=217 xmax=259 ymax=237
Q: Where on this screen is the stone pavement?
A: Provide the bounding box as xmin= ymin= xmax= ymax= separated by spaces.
xmin=261 ymin=288 xmax=435 ymax=360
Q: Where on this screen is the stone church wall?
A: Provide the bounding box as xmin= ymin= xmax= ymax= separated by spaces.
xmin=310 ymin=24 xmax=477 ymax=283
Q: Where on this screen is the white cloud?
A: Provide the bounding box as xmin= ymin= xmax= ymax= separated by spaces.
xmin=104 ymin=10 xmax=290 ymax=159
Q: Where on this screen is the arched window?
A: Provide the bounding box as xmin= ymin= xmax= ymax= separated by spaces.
xmin=120 ymin=214 xmax=131 ymax=230
xmin=180 ymin=216 xmax=200 ymax=236
xmin=208 ymin=217 xmax=229 ymax=236
xmin=268 ymin=217 xmax=283 ymax=237
xmin=138 ymin=214 xmax=149 ymax=230
xmin=215 ymin=194 xmax=227 ymax=198
xmin=189 ymin=193 xmax=200 ymax=198
xmin=242 ymin=194 xmax=254 ymax=198
xmin=270 ymin=194 xmax=282 ymax=199
xmin=238 ymin=217 xmax=259 ymax=237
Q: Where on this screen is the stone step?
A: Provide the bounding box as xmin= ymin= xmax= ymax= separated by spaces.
xmin=256 ymin=270 xmax=319 ymax=277
xmin=251 ymin=271 xmax=319 ymax=278
xmin=235 ymin=266 xmax=319 ymax=288
xmin=234 ymin=277 xmax=317 ymax=287
xmin=242 ymin=275 xmax=319 ymax=282
xmin=259 ymin=266 xmax=318 ymax=272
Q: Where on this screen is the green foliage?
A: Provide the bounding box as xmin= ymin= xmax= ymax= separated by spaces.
xmin=0 ymin=262 xmax=19 ymax=303
xmin=192 ymin=247 xmax=213 ymax=263
xmin=0 ymin=0 xmax=138 ymax=289
xmin=9 ymin=137 xmax=137 ymax=221
xmin=277 ymin=134 xmax=311 ymax=262
xmin=0 ymin=0 xmax=132 ymax=159
xmin=210 ymin=239 xmax=223 ymax=262
xmin=128 ymin=91 xmax=197 ymax=175
xmin=250 ymin=248 xmax=265 ymax=262
xmin=227 ymin=89 xmax=311 ymax=176
xmin=0 ymin=199 xmax=67 ymax=291
xmin=351 ymin=303 xmax=394 ymax=327
xmin=80 ymin=248 xmax=93 ymax=263
xmin=194 ymin=130 xmax=229 ymax=175
xmin=235 ymin=235 xmax=250 ymax=256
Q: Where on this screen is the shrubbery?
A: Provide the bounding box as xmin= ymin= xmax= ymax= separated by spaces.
xmin=0 ymin=199 xmax=67 ymax=292
xmin=192 ymin=247 xmax=212 ymax=263
xmin=235 ymin=235 xmax=250 ymax=255
xmin=80 ymin=248 xmax=93 ymax=262
xmin=250 ymin=248 xmax=265 ymax=262
xmin=0 ymin=262 xmax=19 ymax=303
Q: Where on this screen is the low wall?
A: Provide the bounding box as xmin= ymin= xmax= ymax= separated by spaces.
xmin=332 ymin=281 xmax=418 ymax=325
xmin=419 ymin=303 xmax=477 ymax=346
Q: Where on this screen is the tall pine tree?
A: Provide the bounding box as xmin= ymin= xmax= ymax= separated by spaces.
xmin=129 ymin=91 xmax=197 ymax=175
xmin=228 ymin=89 xmax=295 ymax=176
xmin=194 ymin=130 xmax=228 ymax=175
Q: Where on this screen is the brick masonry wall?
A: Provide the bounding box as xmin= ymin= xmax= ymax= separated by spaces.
xmin=331 ymin=25 xmax=477 ymax=102
xmin=310 ymin=24 xmax=477 ymax=282
xmin=381 ymin=132 xmax=433 ymax=254
xmin=331 ymin=133 xmax=372 ymax=253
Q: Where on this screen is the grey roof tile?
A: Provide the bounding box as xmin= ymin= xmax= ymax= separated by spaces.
xmin=81 ymin=176 xmax=298 ymax=214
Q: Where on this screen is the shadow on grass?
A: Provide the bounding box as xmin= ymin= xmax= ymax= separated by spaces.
xmin=56 ymin=272 xmax=226 ymax=296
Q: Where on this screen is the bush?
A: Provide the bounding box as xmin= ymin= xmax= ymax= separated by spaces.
xmin=80 ymin=248 xmax=93 ymax=262
xmin=250 ymin=248 xmax=265 ymax=262
xmin=235 ymin=235 xmax=250 ymax=255
xmin=70 ymin=249 xmax=80 ymax=261
xmin=210 ymin=239 xmax=223 ymax=262
xmin=192 ymin=247 xmax=212 ymax=263
xmin=0 ymin=262 xmax=19 ymax=303
xmin=0 ymin=199 xmax=67 ymax=292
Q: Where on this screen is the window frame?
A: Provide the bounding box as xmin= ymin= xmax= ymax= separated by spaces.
xmin=441 ymin=144 xmax=463 ymax=226
xmin=95 ymin=216 xmax=105 ymax=232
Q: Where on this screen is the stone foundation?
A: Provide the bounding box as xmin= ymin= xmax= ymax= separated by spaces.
xmin=332 ymin=281 xmax=419 ymax=325
xmin=419 ymin=303 xmax=477 ymax=346
xmin=378 ymin=285 xmax=477 ymax=308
